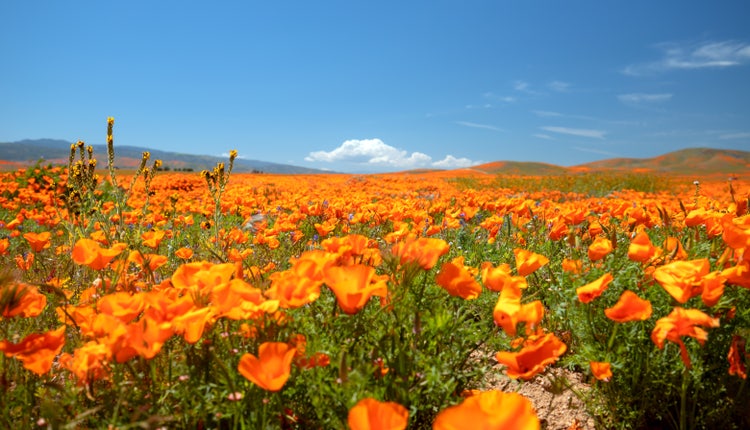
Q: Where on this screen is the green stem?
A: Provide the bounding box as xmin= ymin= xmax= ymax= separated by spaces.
xmin=680 ymin=366 xmax=689 ymax=430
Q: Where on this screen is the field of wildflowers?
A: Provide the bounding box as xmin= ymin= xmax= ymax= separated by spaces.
xmin=0 ymin=119 xmax=748 ymax=429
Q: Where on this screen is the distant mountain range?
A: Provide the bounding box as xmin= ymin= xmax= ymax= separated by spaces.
xmin=0 ymin=139 xmax=747 ymax=175
xmin=0 ymin=139 xmax=329 ymax=174
xmin=468 ymin=147 xmax=750 ymax=176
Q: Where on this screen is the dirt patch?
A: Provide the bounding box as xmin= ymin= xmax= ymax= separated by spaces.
xmin=475 ymin=351 xmax=599 ymax=430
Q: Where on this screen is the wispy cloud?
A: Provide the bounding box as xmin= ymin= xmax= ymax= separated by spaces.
xmin=617 ymin=93 xmax=673 ymax=103
xmin=719 ymin=132 xmax=750 ymax=140
xmin=540 ymin=126 xmax=606 ymax=139
xmin=482 ymin=92 xmax=515 ymax=103
xmin=455 ymin=121 xmax=502 ymax=131
xmin=532 ymin=110 xmax=564 ymax=118
xmin=533 ymin=133 xmax=555 ymax=140
xmin=512 ymin=80 xmax=542 ymax=95
xmin=465 ymin=103 xmax=493 ymax=109
xmin=624 ymin=40 xmax=750 ymax=76
xmin=305 ymin=139 xmax=479 ymax=169
xmin=548 ymin=80 xmax=571 ymax=92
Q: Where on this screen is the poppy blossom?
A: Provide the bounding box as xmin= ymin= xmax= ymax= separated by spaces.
xmin=590 ymin=361 xmax=612 ymax=382
xmin=347 ymin=398 xmax=408 ymax=430
xmin=238 ymin=341 xmax=296 ymax=391
xmin=604 ymin=290 xmax=652 ymax=323
xmin=72 ymin=238 xmax=127 ymax=271
xmin=651 ymin=307 xmax=720 ymax=368
xmin=728 ymin=335 xmax=747 ymax=379
xmin=653 ymin=259 xmax=710 ymax=304
xmin=175 ymin=247 xmax=194 ymax=259
xmin=1 ymin=283 xmax=47 ymax=319
xmin=588 ymin=236 xmax=613 ymax=261
xmin=23 ymin=231 xmax=51 ymax=253
xmin=495 ymin=332 xmax=567 ymax=380
xmin=59 ymin=340 xmax=112 ymax=384
xmin=514 ymin=248 xmax=549 ymax=277
xmin=576 ymin=273 xmax=613 ymax=304
xmin=0 ymin=326 xmax=66 ymax=375
xmin=436 ymin=257 xmax=482 ymax=300
xmin=391 ymin=235 xmax=450 ymax=270
xmin=480 ymin=262 xmax=513 ymax=292
xmin=324 ymin=264 xmax=388 ymax=314
xmin=141 ymin=230 xmax=166 ymax=249
xmin=433 ymin=390 xmax=540 ymax=430
xmin=627 ymin=230 xmax=659 ymax=263
xmin=561 ymin=258 xmax=583 ymax=275
xmin=493 ymin=279 xmax=543 ymax=337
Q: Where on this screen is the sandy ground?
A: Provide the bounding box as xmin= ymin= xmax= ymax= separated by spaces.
xmin=474 ymin=351 xmax=599 ymax=430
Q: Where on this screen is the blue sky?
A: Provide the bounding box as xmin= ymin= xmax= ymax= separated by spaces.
xmin=1 ymin=1 xmax=749 ymax=173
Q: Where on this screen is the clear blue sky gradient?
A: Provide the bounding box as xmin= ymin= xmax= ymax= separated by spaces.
xmin=2 ymin=1 xmax=749 ymax=172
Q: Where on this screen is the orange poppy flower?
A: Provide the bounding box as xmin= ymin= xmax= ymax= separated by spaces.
xmin=436 ymin=256 xmax=482 ymax=300
xmin=72 ymin=238 xmax=127 ymax=271
xmin=561 ymin=258 xmax=582 ymax=275
xmin=324 ymin=264 xmax=388 ymax=314
xmin=664 ymin=237 xmax=688 ymax=261
xmin=493 ymin=280 xmax=543 ymax=337
xmin=514 ymin=248 xmax=549 ymax=276
xmin=651 ymin=307 xmax=720 ymax=368
xmin=627 ymin=230 xmax=660 ymax=263
xmin=127 ymin=251 xmax=169 ymax=272
xmin=604 ymin=290 xmax=652 ymax=323
xmin=576 ymin=273 xmax=613 ymax=304
xmin=433 ymin=390 xmax=540 ymax=430
xmin=96 ymin=291 xmax=145 ymax=323
xmin=175 ymin=247 xmax=194 ymax=260
xmin=653 ymin=259 xmax=710 ymax=304
xmin=728 ymin=335 xmax=747 ymax=379
xmin=1 ymin=283 xmax=47 ymax=319
xmin=238 ymin=341 xmax=297 ymax=391
xmin=722 ymin=216 xmax=750 ymax=250
xmin=141 ymin=230 xmax=166 ymax=249
xmin=391 ymin=235 xmax=450 ymax=270
xmin=721 ymin=261 xmax=750 ymax=289
xmin=700 ymin=271 xmax=725 ymax=307
xmin=590 ymin=361 xmax=612 ymax=382
xmin=23 ymin=231 xmax=51 ymax=253
xmin=480 ymin=262 xmax=513 ymax=292
xmin=495 ymin=332 xmax=567 ymax=380
xmin=588 ymin=236 xmax=613 ymax=261
xmin=347 ymin=398 xmax=409 ymax=430
xmin=0 ymin=326 xmax=66 ymax=375
xmin=266 ymin=270 xmax=322 ymax=309
xmin=211 ymin=278 xmax=279 ymax=320
xmin=59 ymin=340 xmax=112 ymax=384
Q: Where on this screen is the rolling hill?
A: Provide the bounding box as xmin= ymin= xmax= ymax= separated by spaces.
xmin=1 ymin=140 xmax=747 ymax=176
xmin=0 ymin=139 xmax=330 ymax=174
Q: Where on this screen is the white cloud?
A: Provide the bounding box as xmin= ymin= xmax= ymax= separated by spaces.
xmin=513 ymin=80 xmax=530 ymax=92
xmin=532 ymin=110 xmax=564 ymax=118
xmin=548 ymin=81 xmax=571 ymax=92
xmin=719 ymin=132 xmax=750 ymax=140
xmin=624 ymin=40 xmax=750 ymax=76
xmin=533 ymin=133 xmax=555 ymax=140
xmin=432 ymin=155 xmax=477 ymax=168
xmin=482 ymin=92 xmax=515 ymax=103
xmin=305 ymin=139 xmax=479 ymax=170
xmin=617 ymin=93 xmax=673 ymax=103
xmin=540 ymin=126 xmax=606 ymax=139
xmin=455 ymin=121 xmax=502 ymax=131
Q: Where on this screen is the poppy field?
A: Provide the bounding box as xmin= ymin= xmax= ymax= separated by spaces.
xmin=1 ymin=119 xmax=749 ymax=429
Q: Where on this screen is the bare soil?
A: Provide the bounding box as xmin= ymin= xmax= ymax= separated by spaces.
xmin=475 ymin=353 xmax=600 ymax=430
